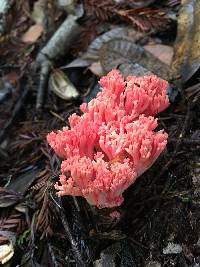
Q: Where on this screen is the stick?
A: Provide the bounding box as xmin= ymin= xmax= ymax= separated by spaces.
xmin=35 ymin=15 xmax=80 ymax=110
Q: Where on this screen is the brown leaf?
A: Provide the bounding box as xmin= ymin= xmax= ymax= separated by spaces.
xmin=170 ymin=0 xmax=200 ymax=84
xmin=116 ymin=8 xmax=170 ymax=32
xmin=31 ymin=169 xmax=56 ymax=238
xmin=71 ymin=19 xmax=98 ymax=55
xmin=64 ymin=27 xmax=144 ymax=69
xmin=144 ymin=44 xmax=174 ymax=65
xmin=84 ymin=0 xmax=171 ymax=32
xmin=118 ymin=63 xmax=152 ymax=78
xmin=21 ymin=24 xmax=43 ymax=43
xmin=0 ymin=188 xmax=24 ymax=208
xmin=99 ymin=39 xmax=170 ymax=79
xmin=114 ymin=0 xmax=156 ymax=8
xmin=0 ymin=212 xmax=24 ymax=237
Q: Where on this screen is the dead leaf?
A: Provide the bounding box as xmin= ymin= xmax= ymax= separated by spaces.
xmin=62 ymin=27 xmax=144 ymax=69
xmin=170 ymin=0 xmax=200 ymax=85
xmin=0 ymin=242 xmax=14 ymax=265
xmin=49 ymin=69 xmax=79 ymax=100
xmin=6 ymin=168 xmax=39 ymax=195
xmin=99 ymin=39 xmax=170 ymax=79
xmin=144 ymin=44 xmax=174 ymax=65
xmin=58 ymin=0 xmax=75 ymax=14
xmin=21 ymin=24 xmax=43 ymax=44
xmin=118 ymin=63 xmax=152 ymax=77
xmin=89 ymin=62 xmax=104 ymax=77
xmin=31 ymin=0 xmax=45 ymax=25
xmin=113 ymin=0 xmax=156 ymax=7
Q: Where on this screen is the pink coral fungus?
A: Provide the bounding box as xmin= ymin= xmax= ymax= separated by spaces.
xmin=47 ymin=70 xmax=169 ymax=208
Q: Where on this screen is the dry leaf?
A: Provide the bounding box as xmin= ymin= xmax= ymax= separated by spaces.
xmin=84 ymin=1 xmax=170 ymax=32
xmin=49 ymin=69 xmax=79 ymax=100
xmin=144 ymin=44 xmax=174 ymax=65
xmin=170 ymin=0 xmax=200 ymax=84
xmin=6 ymin=168 xmax=39 ymax=195
xmin=99 ymin=39 xmax=170 ymax=79
xmin=58 ymin=0 xmax=75 ymax=14
xmin=31 ymin=0 xmax=45 ymax=24
xmin=89 ymin=62 xmax=104 ymax=77
xmin=113 ymin=0 xmax=155 ymax=7
xmin=63 ymin=27 xmax=144 ymax=69
xmin=0 ymin=242 xmax=14 ymax=264
xmin=118 ymin=63 xmax=152 ymax=77
xmin=22 ymin=24 xmax=43 ymax=44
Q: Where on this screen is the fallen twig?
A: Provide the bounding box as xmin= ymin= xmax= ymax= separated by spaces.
xmin=35 ymin=15 xmax=80 ymax=110
xmin=36 ymin=62 xmax=51 ymax=110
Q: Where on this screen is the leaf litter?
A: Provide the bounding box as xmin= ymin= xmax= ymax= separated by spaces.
xmin=0 ymin=0 xmax=200 ymax=266
xmin=170 ymin=0 xmax=200 ymax=86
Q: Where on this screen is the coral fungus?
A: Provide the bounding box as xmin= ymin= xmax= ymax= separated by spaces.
xmin=47 ymin=70 xmax=169 ymax=208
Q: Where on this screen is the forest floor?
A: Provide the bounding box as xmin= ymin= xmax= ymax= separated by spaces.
xmin=0 ymin=0 xmax=200 ymax=266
